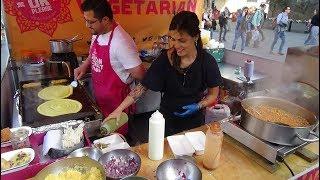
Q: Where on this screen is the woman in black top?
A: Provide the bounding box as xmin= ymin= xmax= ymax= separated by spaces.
xmin=105 ymin=11 xmax=223 ymax=136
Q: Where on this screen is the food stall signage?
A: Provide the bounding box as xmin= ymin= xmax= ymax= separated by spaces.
xmin=3 ymin=0 xmax=73 ymax=36
xmin=77 ymin=0 xmax=197 ymax=14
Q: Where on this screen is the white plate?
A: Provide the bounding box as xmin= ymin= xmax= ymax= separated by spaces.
xmin=1 ymin=126 xmax=33 ymax=148
xmin=1 ymin=148 xmax=35 ymax=175
xmin=167 ymin=135 xmax=195 ymax=157
xmin=93 ymin=134 xmax=125 ymax=153
xmin=185 ymin=131 xmax=206 ymax=155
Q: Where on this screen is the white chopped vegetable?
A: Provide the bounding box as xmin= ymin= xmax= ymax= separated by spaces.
xmin=62 ymin=123 xmax=84 ymax=149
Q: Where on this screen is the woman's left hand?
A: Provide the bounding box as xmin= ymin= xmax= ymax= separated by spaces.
xmin=174 ymin=103 xmax=200 ymax=118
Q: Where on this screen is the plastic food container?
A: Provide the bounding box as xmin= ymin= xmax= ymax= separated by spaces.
xmin=105 ymin=142 xmax=130 ymax=152
xmin=93 ymin=133 xmax=127 ymax=154
xmin=10 ymin=129 xmax=30 ymax=150
xmin=1 ymin=148 xmax=35 ymax=175
xmin=185 ymin=131 xmax=206 ymax=155
xmin=167 ymin=135 xmax=195 ymax=157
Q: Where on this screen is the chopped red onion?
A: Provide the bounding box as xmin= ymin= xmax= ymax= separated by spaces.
xmin=178 ymin=169 xmax=187 ymax=180
xmin=104 ymin=155 xmax=139 ymax=178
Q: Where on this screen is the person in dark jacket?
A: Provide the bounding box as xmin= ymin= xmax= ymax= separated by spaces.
xmin=304 ymin=10 xmax=319 ymax=45
xmin=218 ymin=8 xmax=228 ymax=42
xmin=202 ymin=8 xmax=216 ymax=39
xmin=232 ymin=7 xmax=250 ymax=52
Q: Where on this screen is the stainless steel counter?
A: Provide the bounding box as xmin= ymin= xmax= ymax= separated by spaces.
xmin=15 ymin=61 xmax=70 ymax=82
xmin=218 ymin=63 xmax=267 ymax=84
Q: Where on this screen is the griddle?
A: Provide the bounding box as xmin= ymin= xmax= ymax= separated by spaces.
xmin=19 ymin=78 xmax=103 ymax=128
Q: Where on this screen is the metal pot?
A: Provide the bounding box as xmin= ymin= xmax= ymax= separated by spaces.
xmin=49 ymin=39 xmax=73 ymax=53
xmin=49 ymin=36 xmax=82 ymax=53
xmin=240 ymin=96 xmax=319 ymax=146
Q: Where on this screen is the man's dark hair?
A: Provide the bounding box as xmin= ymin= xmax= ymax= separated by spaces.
xmin=283 ymin=6 xmax=290 ymax=12
xmin=81 ymin=0 xmax=113 ymax=20
xmin=260 ymin=4 xmax=266 ymax=8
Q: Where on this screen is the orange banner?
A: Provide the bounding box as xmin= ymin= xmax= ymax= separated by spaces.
xmin=4 ymin=0 xmax=204 ymax=59
xmin=4 ymin=0 xmax=73 ymax=36
xmin=110 ymin=0 xmax=204 ymax=50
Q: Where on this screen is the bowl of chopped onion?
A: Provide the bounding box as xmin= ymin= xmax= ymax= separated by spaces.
xmin=98 ymin=149 xmax=141 ymax=180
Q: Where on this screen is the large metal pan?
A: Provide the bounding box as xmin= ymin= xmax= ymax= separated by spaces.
xmin=33 ymin=157 xmax=106 ymax=179
xmin=240 ymin=96 xmax=319 ymax=146
xmin=49 ymin=35 xmax=82 ymax=53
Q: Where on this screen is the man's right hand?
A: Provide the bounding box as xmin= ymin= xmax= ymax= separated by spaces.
xmin=74 ymin=63 xmax=88 ymax=80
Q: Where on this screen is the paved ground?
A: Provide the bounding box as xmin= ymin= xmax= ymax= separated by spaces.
xmin=211 ymin=22 xmax=319 ymax=62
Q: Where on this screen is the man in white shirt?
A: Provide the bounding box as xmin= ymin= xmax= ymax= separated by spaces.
xmin=74 ymin=0 xmax=145 ymax=135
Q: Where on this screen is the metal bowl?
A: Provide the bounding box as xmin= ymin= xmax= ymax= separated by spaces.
xmin=156 ymin=159 xmax=202 ymax=180
xmin=33 ymin=157 xmax=106 ymax=180
xmin=68 ymin=147 xmax=103 ymax=161
xmin=98 ymin=149 xmax=141 ymax=180
xmin=121 ymin=176 xmax=149 ymax=180
xmin=176 ymin=155 xmax=196 ymax=164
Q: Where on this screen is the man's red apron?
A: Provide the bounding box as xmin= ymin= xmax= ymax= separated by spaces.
xmin=90 ymin=23 xmax=130 ymax=135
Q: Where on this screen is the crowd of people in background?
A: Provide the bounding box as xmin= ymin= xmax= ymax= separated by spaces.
xmin=202 ymin=3 xmax=319 ymax=55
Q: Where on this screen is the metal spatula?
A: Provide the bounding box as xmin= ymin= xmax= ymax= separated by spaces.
xmin=70 ymin=78 xmax=78 ymax=88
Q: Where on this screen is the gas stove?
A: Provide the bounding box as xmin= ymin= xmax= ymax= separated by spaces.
xmin=221 ymin=120 xmax=318 ymax=172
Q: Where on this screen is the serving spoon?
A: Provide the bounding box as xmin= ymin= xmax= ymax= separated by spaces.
xmin=70 ymin=78 xmax=78 ymax=88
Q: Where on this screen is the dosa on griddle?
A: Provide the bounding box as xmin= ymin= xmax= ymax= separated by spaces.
xmin=37 ymin=99 xmax=82 ymax=117
xmin=38 ymin=85 xmax=73 ymax=100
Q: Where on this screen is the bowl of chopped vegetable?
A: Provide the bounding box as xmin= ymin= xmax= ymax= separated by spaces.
xmin=98 ymin=149 xmax=141 ymax=180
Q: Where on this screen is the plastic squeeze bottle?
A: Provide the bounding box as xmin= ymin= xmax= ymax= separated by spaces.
xmin=148 ymin=110 xmax=165 ymax=160
xmin=244 ymin=59 xmax=254 ymax=82
xmin=203 ymin=122 xmax=224 ymax=170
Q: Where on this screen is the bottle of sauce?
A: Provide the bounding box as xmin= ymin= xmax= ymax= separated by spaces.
xmin=203 ymin=122 xmax=223 ymax=170
xmin=148 ymin=110 xmax=165 ymax=160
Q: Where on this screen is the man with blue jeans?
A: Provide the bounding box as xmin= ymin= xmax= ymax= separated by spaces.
xmin=251 ymin=4 xmax=266 ymax=48
xmin=232 ymin=7 xmax=249 ymax=52
xmin=270 ymin=6 xmax=291 ymax=55
xmin=219 ymin=7 xmax=230 ymax=42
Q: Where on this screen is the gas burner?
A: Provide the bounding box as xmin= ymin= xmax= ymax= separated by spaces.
xmin=221 ymin=120 xmax=317 ymax=172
